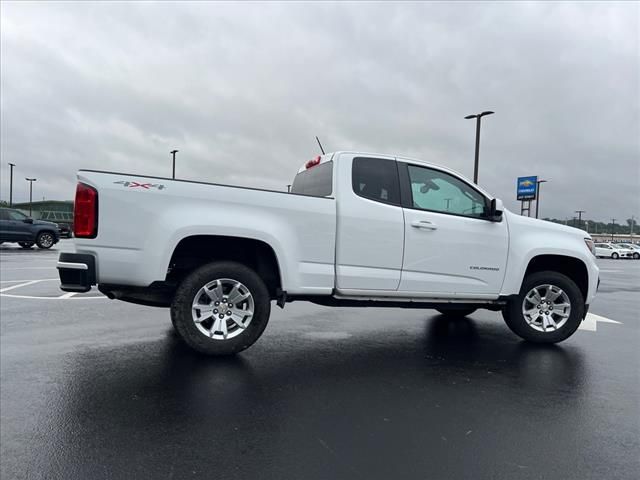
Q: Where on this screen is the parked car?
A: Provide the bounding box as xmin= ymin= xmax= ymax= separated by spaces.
xmin=594 ymin=243 xmax=635 ymax=259
xmin=612 ymin=243 xmax=640 ymax=259
xmin=58 ymin=152 xmax=599 ymax=355
xmin=57 ymin=222 xmax=73 ymax=238
xmin=0 ymin=208 xmax=60 ymax=249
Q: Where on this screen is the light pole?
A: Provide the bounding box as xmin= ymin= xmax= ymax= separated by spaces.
xmin=171 ymin=150 xmax=179 ymax=179
xmin=535 ymin=179 xmax=547 ymax=219
xmin=464 ymin=110 xmax=494 ymax=184
xmin=8 ymin=163 xmax=15 ymax=207
xmin=25 ymin=178 xmax=36 ymax=216
xmin=611 ymin=218 xmax=616 ymax=242
xmin=575 ymin=210 xmax=585 ymax=230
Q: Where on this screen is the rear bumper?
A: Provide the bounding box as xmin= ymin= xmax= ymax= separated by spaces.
xmin=57 ymin=253 xmax=96 ymax=293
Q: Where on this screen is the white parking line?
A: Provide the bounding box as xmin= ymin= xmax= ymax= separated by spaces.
xmin=0 ymin=278 xmax=105 ymax=300
xmin=0 ymin=293 xmax=106 ymax=300
xmin=0 ymin=279 xmax=59 ymax=284
xmin=0 ymin=280 xmax=42 ymax=293
xmin=0 ymin=267 xmax=57 ymax=270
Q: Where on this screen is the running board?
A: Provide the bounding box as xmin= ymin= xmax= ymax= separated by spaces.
xmin=333 ymin=295 xmax=501 ymax=304
xmin=289 ymin=295 xmax=507 ymax=310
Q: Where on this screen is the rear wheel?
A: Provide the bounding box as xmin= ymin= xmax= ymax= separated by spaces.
xmin=36 ymin=231 xmax=55 ymax=249
xmin=19 ymin=242 xmax=34 ymax=249
xmin=502 ymin=271 xmax=584 ymax=343
xmin=170 ymin=261 xmax=271 ymax=356
xmin=435 ymin=307 xmax=477 ymax=317
xmin=633 ymin=252 xmax=639 ymax=260
xmin=611 ymin=252 xmax=619 ymax=259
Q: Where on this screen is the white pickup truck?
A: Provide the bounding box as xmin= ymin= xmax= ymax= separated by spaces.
xmin=58 ymin=151 xmax=599 ymax=355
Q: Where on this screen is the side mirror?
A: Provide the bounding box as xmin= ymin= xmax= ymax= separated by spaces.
xmin=488 ymin=198 xmax=503 ymax=222
xmin=23 ymin=218 xmax=34 ymax=224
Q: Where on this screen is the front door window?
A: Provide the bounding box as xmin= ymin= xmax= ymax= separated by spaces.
xmin=407 ymin=165 xmax=487 ymax=218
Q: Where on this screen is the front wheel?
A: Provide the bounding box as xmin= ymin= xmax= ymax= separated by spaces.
xmin=633 ymin=252 xmax=639 ymax=260
xmin=611 ymin=252 xmax=619 ymax=259
xmin=170 ymin=261 xmax=271 ymax=356
xmin=435 ymin=307 xmax=477 ymax=317
xmin=502 ymin=271 xmax=584 ymax=344
xmin=36 ymin=231 xmax=55 ymax=249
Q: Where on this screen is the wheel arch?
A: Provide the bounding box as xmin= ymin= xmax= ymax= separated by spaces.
xmin=166 ymin=235 xmax=283 ymax=299
xmin=36 ymin=228 xmax=57 ymax=235
xmin=523 ymin=254 xmax=588 ymax=301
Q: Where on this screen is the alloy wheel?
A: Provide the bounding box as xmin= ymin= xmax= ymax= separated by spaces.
xmin=191 ymin=278 xmax=255 ymax=340
xmin=521 ymin=284 xmax=572 ymax=333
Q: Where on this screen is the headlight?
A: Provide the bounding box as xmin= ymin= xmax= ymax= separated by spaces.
xmin=584 ymin=238 xmax=595 ymax=256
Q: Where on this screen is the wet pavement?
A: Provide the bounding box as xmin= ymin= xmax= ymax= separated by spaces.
xmin=1 ymin=241 xmax=639 ymax=479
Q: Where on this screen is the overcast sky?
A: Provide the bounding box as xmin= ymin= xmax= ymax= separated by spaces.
xmin=1 ymin=1 xmax=638 ymax=221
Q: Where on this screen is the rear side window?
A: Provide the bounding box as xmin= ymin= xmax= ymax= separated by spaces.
xmin=291 ymin=161 xmax=333 ymax=197
xmin=352 ymin=157 xmax=401 ymax=205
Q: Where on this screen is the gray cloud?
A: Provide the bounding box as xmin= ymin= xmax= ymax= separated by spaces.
xmin=1 ymin=1 xmax=638 ymax=221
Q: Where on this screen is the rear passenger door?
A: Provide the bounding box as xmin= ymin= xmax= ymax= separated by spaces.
xmin=335 ymin=155 xmax=405 ymax=291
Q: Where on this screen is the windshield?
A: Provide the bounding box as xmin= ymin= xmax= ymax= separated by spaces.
xmin=8 ymin=210 xmax=28 ymax=221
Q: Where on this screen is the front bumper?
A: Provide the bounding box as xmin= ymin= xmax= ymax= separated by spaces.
xmin=57 ymin=253 xmax=96 ymax=293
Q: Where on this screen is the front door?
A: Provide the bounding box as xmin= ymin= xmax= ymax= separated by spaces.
xmin=398 ymin=162 xmax=508 ymax=296
xmin=7 ymin=210 xmax=33 ymax=241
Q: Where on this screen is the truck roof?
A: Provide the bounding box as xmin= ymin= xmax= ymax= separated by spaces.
xmin=297 ymin=151 xmax=493 ymax=199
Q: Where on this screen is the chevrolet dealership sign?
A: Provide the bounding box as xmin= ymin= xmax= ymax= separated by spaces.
xmin=517 ymin=176 xmax=538 ymax=200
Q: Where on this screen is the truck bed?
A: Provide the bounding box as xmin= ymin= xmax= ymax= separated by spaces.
xmin=73 ymin=170 xmax=337 ymax=295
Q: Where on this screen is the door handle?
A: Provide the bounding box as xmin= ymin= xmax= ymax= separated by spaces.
xmin=411 ymin=220 xmax=438 ymax=230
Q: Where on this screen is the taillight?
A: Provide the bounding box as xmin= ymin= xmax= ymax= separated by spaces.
xmin=74 ymin=183 xmax=98 ymax=238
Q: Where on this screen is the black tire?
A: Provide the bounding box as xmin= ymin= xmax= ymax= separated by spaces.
xmin=435 ymin=307 xmax=477 ymax=317
xmin=170 ymin=261 xmax=271 ymax=356
xmin=18 ymin=242 xmax=34 ymax=249
xmin=611 ymin=252 xmax=619 ymax=259
xmin=502 ymin=271 xmax=584 ymax=344
xmin=36 ymin=231 xmax=55 ymax=249
xmin=633 ymin=252 xmax=639 ymax=260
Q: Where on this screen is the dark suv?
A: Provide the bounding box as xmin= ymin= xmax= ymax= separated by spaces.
xmin=0 ymin=208 xmax=60 ymax=249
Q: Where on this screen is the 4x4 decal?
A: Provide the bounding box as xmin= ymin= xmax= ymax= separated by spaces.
xmin=114 ymin=181 xmax=166 ymax=190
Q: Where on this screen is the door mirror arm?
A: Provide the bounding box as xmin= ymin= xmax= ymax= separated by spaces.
xmin=487 ymin=198 xmax=504 ymax=222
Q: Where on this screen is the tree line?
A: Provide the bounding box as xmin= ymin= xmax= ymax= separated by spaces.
xmin=543 ymin=217 xmax=638 ymax=234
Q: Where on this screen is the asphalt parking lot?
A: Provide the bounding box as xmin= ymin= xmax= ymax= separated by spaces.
xmin=1 ymin=240 xmax=639 ymax=480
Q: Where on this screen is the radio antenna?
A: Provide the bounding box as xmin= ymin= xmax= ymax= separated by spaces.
xmin=315 ymin=136 xmax=325 ymax=155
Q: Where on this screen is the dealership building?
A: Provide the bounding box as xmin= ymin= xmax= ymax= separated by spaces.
xmin=12 ymin=200 xmax=74 ymax=224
